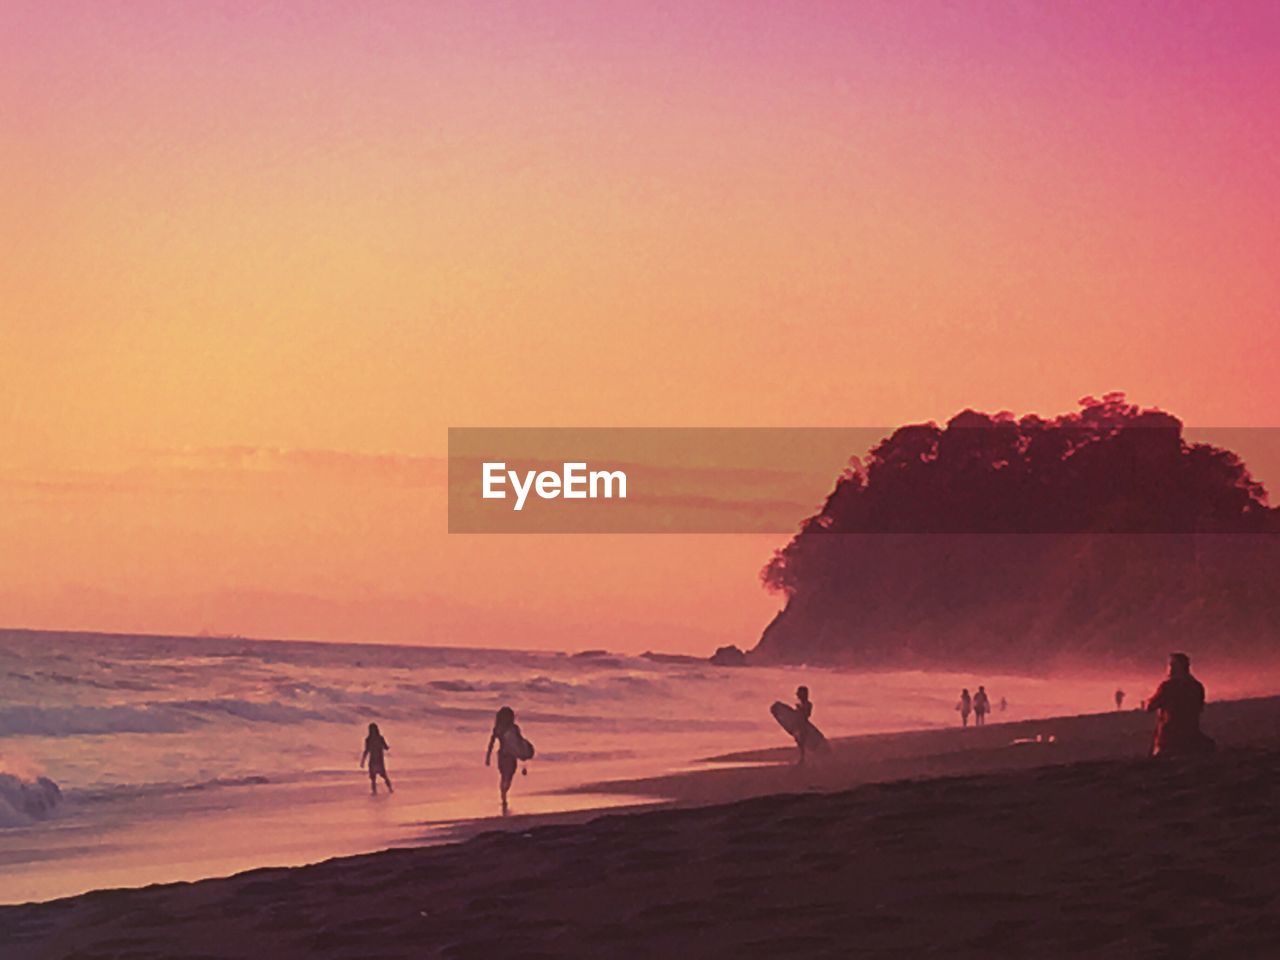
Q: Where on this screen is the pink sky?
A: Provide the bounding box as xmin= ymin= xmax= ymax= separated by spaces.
xmin=2 ymin=2 xmax=1278 ymax=652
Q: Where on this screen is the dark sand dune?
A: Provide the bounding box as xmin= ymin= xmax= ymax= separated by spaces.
xmin=4 ymin=700 xmax=1279 ymax=959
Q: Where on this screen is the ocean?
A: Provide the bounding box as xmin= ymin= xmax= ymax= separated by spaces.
xmin=1 ymin=629 xmax=1161 ymax=904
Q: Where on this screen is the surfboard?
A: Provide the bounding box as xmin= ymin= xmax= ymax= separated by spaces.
xmin=502 ymin=726 xmax=535 ymax=761
xmin=770 ymin=701 xmax=828 ymax=751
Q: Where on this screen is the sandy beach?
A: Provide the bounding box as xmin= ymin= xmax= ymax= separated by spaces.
xmin=565 ymin=694 xmax=1280 ymax=808
xmin=3 ymin=696 xmax=1278 ymax=958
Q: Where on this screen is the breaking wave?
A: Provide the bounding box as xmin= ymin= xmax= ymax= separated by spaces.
xmin=0 ymin=704 xmax=190 ymax=737
xmin=0 ymin=699 xmax=349 ymax=738
xmin=0 ymin=772 xmax=62 ymax=827
xmin=66 ymin=774 xmax=272 ymax=806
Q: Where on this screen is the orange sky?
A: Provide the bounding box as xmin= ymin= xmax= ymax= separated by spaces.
xmin=2 ymin=3 xmax=1278 ymax=652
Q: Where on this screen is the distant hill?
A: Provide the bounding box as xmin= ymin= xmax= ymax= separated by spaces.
xmin=752 ymin=395 xmax=1280 ymax=669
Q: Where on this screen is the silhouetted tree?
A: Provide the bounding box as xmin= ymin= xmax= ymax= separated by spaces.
xmin=756 ymin=396 xmax=1278 ymax=668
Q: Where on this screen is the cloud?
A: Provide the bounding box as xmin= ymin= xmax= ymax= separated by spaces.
xmin=156 ymin=446 xmax=448 ymax=485
xmin=0 ymin=447 xmax=449 ymax=502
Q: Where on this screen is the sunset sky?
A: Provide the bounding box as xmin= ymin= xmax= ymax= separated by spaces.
xmin=2 ymin=2 xmax=1278 ymax=651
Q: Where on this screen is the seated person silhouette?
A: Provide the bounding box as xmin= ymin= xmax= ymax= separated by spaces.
xmin=1145 ymin=653 xmax=1215 ymax=757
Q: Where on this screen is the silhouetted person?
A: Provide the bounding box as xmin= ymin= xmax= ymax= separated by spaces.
xmin=794 ymin=685 xmax=815 ymax=765
xmin=973 ymin=686 xmax=990 ymax=726
xmin=1115 ymin=689 xmax=1126 ymax=711
xmin=360 ymin=722 xmax=393 ymax=795
xmin=1145 ymin=653 xmax=1214 ymax=757
xmin=957 ymin=689 xmax=972 ymax=727
xmin=485 ymin=706 xmax=532 ymax=814
xmin=999 ymin=696 xmax=1008 ymax=713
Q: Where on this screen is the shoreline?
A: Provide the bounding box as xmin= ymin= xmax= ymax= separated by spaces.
xmin=556 ymin=695 xmax=1280 ymax=808
xmin=2 ymin=704 xmax=1278 ymax=957
xmin=418 ymin=694 xmax=1280 ymax=850
xmin=5 ymin=697 xmax=1278 ymax=957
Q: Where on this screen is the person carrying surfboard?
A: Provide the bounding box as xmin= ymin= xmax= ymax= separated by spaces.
xmin=770 ymin=686 xmax=827 ymax=764
xmin=485 ymin=706 xmax=534 ymax=813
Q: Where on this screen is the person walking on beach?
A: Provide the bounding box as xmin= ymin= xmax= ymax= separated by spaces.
xmin=957 ymin=689 xmax=972 ymax=727
xmin=1146 ymin=653 xmax=1214 ymax=757
xmin=973 ymin=686 xmax=990 ymax=726
xmin=360 ymin=722 xmax=393 ymax=795
xmin=999 ymin=696 xmax=1008 ymax=713
xmin=1115 ymin=689 xmax=1126 ymax=710
xmin=485 ymin=706 xmax=534 ymax=814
